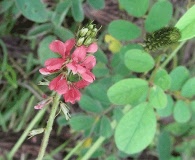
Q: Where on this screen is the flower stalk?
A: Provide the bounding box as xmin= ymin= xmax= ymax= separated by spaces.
xmin=36 ymin=93 xmax=61 ymax=160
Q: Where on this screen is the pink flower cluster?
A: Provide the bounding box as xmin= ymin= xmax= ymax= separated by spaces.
xmin=39 ymin=39 xmax=98 ymax=104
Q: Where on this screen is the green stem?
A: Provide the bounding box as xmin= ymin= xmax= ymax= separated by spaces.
xmin=8 ymin=107 xmax=46 ymax=159
xmin=36 ymin=94 xmax=61 ymax=160
xmin=160 ymin=41 xmax=186 ymax=68
xmin=63 ymin=139 xmax=84 ymax=160
xmin=81 ymin=105 xmax=131 ymax=160
xmin=81 ymin=137 xmax=105 ymax=160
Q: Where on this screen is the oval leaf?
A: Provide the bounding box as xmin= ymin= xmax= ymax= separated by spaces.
xmin=107 ymin=78 xmax=148 ymax=105
xmin=175 ymin=5 xmax=195 ymax=41
xmin=28 ymin=23 xmax=52 ymax=37
xmin=71 ymin=0 xmax=84 ymax=22
xmin=100 ymin=116 xmax=113 ymax=138
xmin=53 ymin=25 xmax=74 ymax=41
xmin=38 ymin=36 xmax=57 ymax=65
xmin=154 ymin=68 xmax=171 ymax=90
xmin=169 ymin=66 xmax=190 ymax=91
xmin=149 ymin=85 xmax=167 ymax=109
xmin=157 ymin=131 xmax=171 ymax=160
xmin=119 ymin=0 xmax=149 ymax=17
xmin=115 ymin=103 xmax=156 ymax=154
xmin=51 ymin=0 xmax=71 ymax=26
xmin=87 ymin=0 xmax=105 ymax=9
xmin=69 ymin=114 xmax=95 ymax=131
xmin=157 ymin=95 xmax=174 ymax=117
xmin=181 ymin=77 xmax=195 ymax=98
xmin=79 ymin=95 xmax=104 ymax=113
xmin=15 ymin=0 xmax=49 ymax=23
xmin=173 ymin=100 xmax=191 ymax=123
xmin=124 ymin=49 xmax=155 ymax=73
xmin=108 ymin=20 xmax=141 ymax=40
xmin=145 ymin=0 xmax=173 ymax=32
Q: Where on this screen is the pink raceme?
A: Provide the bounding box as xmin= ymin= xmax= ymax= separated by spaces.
xmin=39 ymin=38 xmax=98 ymax=104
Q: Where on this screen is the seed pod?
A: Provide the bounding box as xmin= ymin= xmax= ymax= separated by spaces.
xmin=144 ymin=27 xmax=181 ymax=51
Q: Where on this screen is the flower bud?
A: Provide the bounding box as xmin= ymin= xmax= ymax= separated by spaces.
xmin=86 ymin=30 xmax=92 ymax=36
xmin=76 ymin=37 xmax=85 ymax=46
xmin=76 ymin=21 xmax=100 ymax=47
xmin=91 ymin=31 xmax=97 ymax=38
xmin=79 ymin=28 xmax=89 ymax=37
xmin=84 ymin=37 xmax=93 ymax=46
xmin=88 ymin=24 xmax=94 ymax=30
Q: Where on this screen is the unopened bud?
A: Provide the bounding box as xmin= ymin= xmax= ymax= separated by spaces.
xmin=88 ymin=24 xmax=94 ymax=30
xmin=91 ymin=31 xmax=97 ymax=37
xmin=86 ymin=30 xmax=92 ymax=36
xmin=76 ymin=21 xmax=101 ymax=47
xmin=76 ymin=37 xmax=85 ymax=46
xmin=84 ymin=37 xmax=93 ymax=46
xmin=80 ymin=28 xmax=89 ymax=37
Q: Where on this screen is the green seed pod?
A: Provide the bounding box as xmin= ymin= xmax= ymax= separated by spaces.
xmin=144 ymin=27 xmax=181 ymax=51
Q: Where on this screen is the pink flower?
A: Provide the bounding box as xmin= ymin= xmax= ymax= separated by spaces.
xmin=66 ymin=43 xmax=97 ymax=82
xmin=86 ymin=43 xmax=98 ymax=53
xmin=62 ymin=79 xmax=89 ymax=104
xmin=63 ymin=88 xmax=81 ymax=104
xmin=49 ymin=39 xmax=75 ymax=58
xmin=75 ymin=80 xmax=90 ymax=89
xmin=39 ymin=39 xmax=75 ymax=75
xmin=39 ymin=38 xmax=98 ymax=105
xmin=49 ymin=75 xmax=68 ymax=94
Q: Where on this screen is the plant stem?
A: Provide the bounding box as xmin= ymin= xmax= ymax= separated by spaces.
xmin=36 ymin=93 xmax=61 ymax=160
xmin=160 ymin=41 xmax=186 ymax=68
xmin=81 ymin=105 xmax=131 ymax=160
xmin=81 ymin=137 xmax=105 ymax=160
xmin=8 ymin=106 xmax=46 ymax=159
xmin=63 ymin=139 xmax=84 ymax=160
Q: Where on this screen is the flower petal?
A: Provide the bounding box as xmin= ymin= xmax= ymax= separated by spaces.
xmin=39 ymin=68 xmax=53 ymax=75
xmin=67 ymin=63 xmax=86 ymax=74
xmin=81 ymin=70 xmax=95 ymax=83
xmin=49 ymin=75 xmax=68 ymax=94
xmin=45 ymin=58 xmax=64 ymax=70
xmin=34 ymin=99 xmax=50 ymax=109
xmin=82 ymin=56 xmax=96 ymax=69
xmin=49 ymin=40 xmax=66 ymax=57
xmin=86 ymin=43 xmax=98 ymax=53
xmin=75 ymin=80 xmax=90 ymax=89
xmin=63 ymin=88 xmax=81 ymax=104
xmin=64 ymin=39 xmax=75 ymax=56
xmin=72 ymin=46 xmax=86 ymax=62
